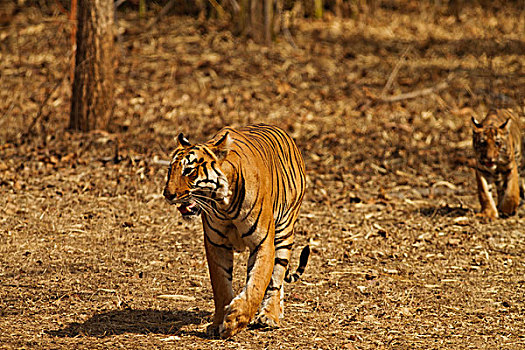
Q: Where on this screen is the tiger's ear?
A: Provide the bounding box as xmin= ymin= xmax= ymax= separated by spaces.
xmin=471 ymin=116 xmax=482 ymax=131
xmin=177 ymin=133 xmax=191 ymax=147
xmin=212 ymin=132 xmax=232 ymax=160
xmin=499 ymin=118 xmax=511 ymax=132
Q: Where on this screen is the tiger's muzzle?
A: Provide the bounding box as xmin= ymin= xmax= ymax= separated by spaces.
xmin=163 ymin=189 xmax=201 ymax=217
xmin=176 ymin=200 xmax=201 ymax=217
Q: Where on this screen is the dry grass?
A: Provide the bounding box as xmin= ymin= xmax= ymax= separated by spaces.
xmin=1 ymin=2 xmax=524 ymax=349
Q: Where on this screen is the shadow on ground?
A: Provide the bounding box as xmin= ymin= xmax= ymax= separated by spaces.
xmin=417 ymin=205 xmax=472 ymax=218
xmin=46 ymin=308 xmax=210 ymax=338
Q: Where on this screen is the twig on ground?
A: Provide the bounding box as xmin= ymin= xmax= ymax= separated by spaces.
xmin=379 ymin=81 xmax=449 ymax=103
xmin=153 ymin=159 xmax=170 ymax=166
xmin=381 ymin=45 xmax=412 ymax=97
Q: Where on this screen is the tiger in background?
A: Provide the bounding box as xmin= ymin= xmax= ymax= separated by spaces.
xmin=471 ymin=108 xmax=524 ymax=219
xmin=163 ymin=124 xmax=309 ymax=338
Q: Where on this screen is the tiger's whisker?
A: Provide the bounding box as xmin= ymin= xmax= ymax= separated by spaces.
xmin=192 ymin=197 xmax=216 ymax=216
xmin=190 ymin=191 xmax=221 ymax=204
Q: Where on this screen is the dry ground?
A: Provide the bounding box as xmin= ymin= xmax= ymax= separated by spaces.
xmin=1 ymin=2 xmax=525 ymax=349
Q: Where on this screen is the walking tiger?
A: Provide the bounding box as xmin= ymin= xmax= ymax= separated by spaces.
xmin=472 ymin=109 xmax=524 ymax=219
xmin=163 ymin=124 xmax=309 ymax=338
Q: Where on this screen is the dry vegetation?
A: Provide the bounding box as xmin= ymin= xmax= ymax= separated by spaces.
xmin=1 ymin=1 xmax=525 ymax=349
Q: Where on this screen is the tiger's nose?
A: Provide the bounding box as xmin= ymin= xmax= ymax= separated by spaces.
xmin=163 ymin=188 xmax=176 ymax=201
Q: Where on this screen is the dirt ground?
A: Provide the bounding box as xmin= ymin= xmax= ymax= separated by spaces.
xmin=1 ymin=2 xmax=525 ymax=349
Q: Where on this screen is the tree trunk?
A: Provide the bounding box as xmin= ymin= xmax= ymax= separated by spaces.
xmin=250 ymin=0 xmax=265 ymax=42
xmin=305 ymin=0 xmax=323 ymax=18
xmin=69 ymin=0 xmax=77 ymax=83
xmin=234 ymin=0 xmax=274 ymax=44
xmin=264 ymin=0 xmax=273 ymax=44
xmin=70 ymin=0 xmax=115 ymax=132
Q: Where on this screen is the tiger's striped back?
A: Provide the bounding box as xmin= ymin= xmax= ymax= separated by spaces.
xmin=212 ymin=124 xmax=306 ymax=235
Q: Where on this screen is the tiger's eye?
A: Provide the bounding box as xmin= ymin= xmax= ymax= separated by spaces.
xmin=182 ymin=167 xmax=195 ymax=176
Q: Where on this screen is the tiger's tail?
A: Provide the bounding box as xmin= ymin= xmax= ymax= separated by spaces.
xmin=284 ymin=245 xmax=310 ymax=283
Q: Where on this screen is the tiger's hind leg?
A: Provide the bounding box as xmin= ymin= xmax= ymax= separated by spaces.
xmin=255 ymin=227 xmax=295 ymax=328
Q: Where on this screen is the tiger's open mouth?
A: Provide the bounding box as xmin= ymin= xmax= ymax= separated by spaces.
xmin=177 ymin=201 xmax=201 ymax=217
xmin=482 ymin=161 xmax=496 ymax=169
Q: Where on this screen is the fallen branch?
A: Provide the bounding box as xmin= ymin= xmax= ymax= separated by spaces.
xmin=379 ymin=81 xmax=448 ymax=103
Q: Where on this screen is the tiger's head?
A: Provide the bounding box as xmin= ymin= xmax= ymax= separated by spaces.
xmin=472 ymin=116 xmax=512 ymax=171
xmin=163 ymin=132 xmax=232 ymax=218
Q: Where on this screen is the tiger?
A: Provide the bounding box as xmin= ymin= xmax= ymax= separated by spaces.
xmin=163 ymin=124 xmax=309 ymax=338
xmin=471 ymin=108 xmax=524 ymax=219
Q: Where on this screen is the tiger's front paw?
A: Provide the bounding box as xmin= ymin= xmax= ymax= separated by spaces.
xmin=255 ymin=298 xmax=281 ymax=329
xmin=255 ymin=312 xmax=280 ymax=329
xmin=206 ymin=323 xmax=220 ymax=338
xmin=219 ymin=297 xmax=251 ymax=338
xmin=476 ymin=210 xmax=498 ymax=221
